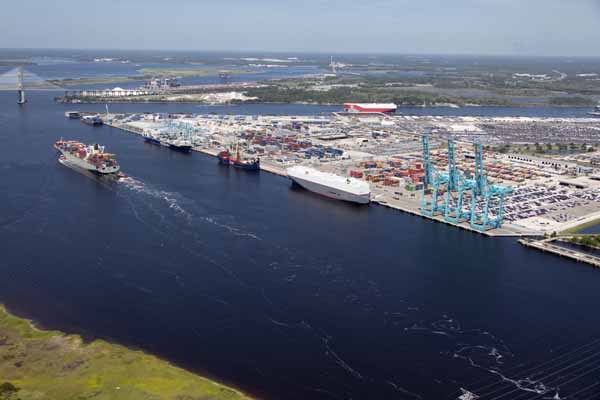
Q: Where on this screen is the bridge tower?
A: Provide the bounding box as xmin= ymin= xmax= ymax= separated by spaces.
xmin=17 ymin=66 xmax=26 ymax=105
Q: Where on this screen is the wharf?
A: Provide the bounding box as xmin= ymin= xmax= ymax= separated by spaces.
xmin=105 ymin=119 xmax=289 ymax=177
xmin=370 ymin=194 xmax=523 ymax=237
xmin=519 ymin=238 xmax=600 ymax=268
xmin=103 ymin=118 xmax=523 ymax=237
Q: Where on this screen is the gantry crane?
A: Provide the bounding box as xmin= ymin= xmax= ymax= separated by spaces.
xmin=419 ymin=133 xmax=448 ymax=216
xmin=469 ymin=141 xmax=513 ymax=231
xmin=443 ymin=139 xmax=476 ymax=223
xmin=420 ymin=137 xmax=512 ymax=230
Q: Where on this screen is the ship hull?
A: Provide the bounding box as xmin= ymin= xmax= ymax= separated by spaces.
xmin=168 ymin=144 xmax=192 ymax=153
xmin=144 ymin=137 xmax=162 ymax=145
xmin=289 ymin=175 xmax=370 ymax=204
xmin=81 ymin=119 xmax=103 ymax=126
xmin=58 ymin=157 xmax=120 ymax=179
xmin=232 ymin=161 xmax=260 ymax=171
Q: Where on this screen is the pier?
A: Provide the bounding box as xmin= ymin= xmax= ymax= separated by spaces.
xmin=519 ymin=237 xmax=600 ymax=268
xmin=100 ymin=115 xmax=530 ymax=238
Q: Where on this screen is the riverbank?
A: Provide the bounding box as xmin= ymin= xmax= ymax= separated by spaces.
xmin=0 ymin=305 xmax=252 ymax=400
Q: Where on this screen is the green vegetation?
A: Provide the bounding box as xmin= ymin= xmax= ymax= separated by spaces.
xmin=242 ymin=85 xmax=514 ymax=107
xmin=49 ymin=76 xmax=146 ymax=87
xmin=569 ymin=235 xmax=600 ymax=248
xmin=562 ymin=218 xmax=600 ymax=234
xmin=548 ymin=96 xmax=596 ymax=106
xmin=0 ymin=305 xmax=251 ymax=400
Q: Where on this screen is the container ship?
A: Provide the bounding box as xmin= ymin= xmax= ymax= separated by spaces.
xmin=142 ymin=131 xmax=162 ymax=145
xmin=287 ymin=165 xmax=370 ymax=204
xmin=164 ymin=137 xmax=192 ymax=152
xmin=65 ymin=111 xmax=81 ymax=119
xmin=142 ymin=130 xmax=192 ymax=152
xmin=343 ymin=103 xmax=397 ymax=114
xmin=81 ymin=115 xmax=103 ymax=125
xmin=54 ymin=140 xmax=120 ymax=175
xmin=218 ymin=146 xmax=260 ymax=170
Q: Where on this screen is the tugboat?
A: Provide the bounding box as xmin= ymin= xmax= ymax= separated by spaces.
xmin=217 ymin=144 xmax=260 ymax=171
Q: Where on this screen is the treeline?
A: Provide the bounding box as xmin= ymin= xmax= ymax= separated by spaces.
xmin=548 ymin=96 xmax=596 ymax=106
xmin=242 ymin=86 xmax=513 ymax=107
xmin=570 ymin=235 xmax=600 ymax=248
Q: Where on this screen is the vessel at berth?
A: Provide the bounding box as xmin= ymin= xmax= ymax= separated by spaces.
xmin=142 ymin=131 xmax=162 ymax=145
xmin=164 ymin=137 xmax=192 ymax=152
xmin=287 ymin=165 xmax=370 ymax=204
xmin=81 ymin=114 xmax=103 ymax=125
xmin=218 ymin=145 xmax=260 ymax=171
xmin=343 ymin=103 xmax=397 ymax=114
xmin=54 ymin=140 xmax=120 ymax=174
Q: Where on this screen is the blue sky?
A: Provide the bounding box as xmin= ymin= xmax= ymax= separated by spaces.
xmin=2 ymin=0 xmax=599 ymax=56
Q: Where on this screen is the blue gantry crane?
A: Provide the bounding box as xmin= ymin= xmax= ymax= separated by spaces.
xmin=420 ymin=133 xmax=449 ymax=216
xmin=469 ymin=141 xmax=514 ymax=231
xmin=443 ymin=139 xmax=476 ymax=223
xmin=420 ymin=136 xmax=512 ymax=230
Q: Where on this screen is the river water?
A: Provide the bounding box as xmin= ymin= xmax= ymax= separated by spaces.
xmin=2 ymin=90 xmax=600 ymax=399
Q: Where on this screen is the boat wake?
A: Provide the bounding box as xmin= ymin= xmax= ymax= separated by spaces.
xmin=118 ymin=176 xmax=193 ymax=220
xmin=117 ymin=176 xmax=262 ymax=241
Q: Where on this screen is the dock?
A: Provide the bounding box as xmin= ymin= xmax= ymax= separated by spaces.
xmin=519 ymin=237 xmax=600 ymax=268
xmin=100 ymin=116 xmax=541 ymax=238
xmin=101 ymin=118 xmax=526 ymax=237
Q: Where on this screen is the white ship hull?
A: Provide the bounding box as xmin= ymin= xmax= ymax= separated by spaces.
xmin=60 ymin=151 xmax=120 ymax=174
xmin=288 ymin=167 xmax=370 ymax=204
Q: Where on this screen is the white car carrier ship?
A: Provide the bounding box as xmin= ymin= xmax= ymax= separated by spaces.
xmin=287 ymin=165 xmax=371 ymax=204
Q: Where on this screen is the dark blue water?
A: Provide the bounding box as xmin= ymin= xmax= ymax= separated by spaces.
xmin=2 ymin=91 xmax=600 ymax=400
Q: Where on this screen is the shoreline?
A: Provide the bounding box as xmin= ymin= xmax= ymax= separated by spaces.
xmin=0 ymin=304 xmax=254 ymax=400
xmin=55 ymin=97 xmax=597 ymax=109
xmin=104 ymin=120 xmax=532 ymax=238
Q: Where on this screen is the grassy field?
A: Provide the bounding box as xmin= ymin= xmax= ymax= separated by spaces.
xmin=0 ymin=305 xmax=252 ymax=400
xmin=561 ymin=217 xmax=600 ymax=234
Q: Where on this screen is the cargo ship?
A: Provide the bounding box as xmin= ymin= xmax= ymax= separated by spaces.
xmin=589 ymin=104 xmax=600 ymax=117
xmin=142 ymin=131 xmax=162 ymax=146
xmin=54 ymin=140 xmax=120 ymax=175
xmin=65 ymin=111 xmax=81 ymax=119
xmin=287 ymin=165 xmax=370 ymax=204
xmin=343 ymin=103 xmax=397 ymax=114
xmin=164 ymin=137 xmax=192 ymax=152
xmin=81 ymin=115 xmax=103 ymax=125
xmin=217 ymin=146 xmax=260 ymax=170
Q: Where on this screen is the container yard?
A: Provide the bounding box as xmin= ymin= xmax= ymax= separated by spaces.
xmin=97 ymin=111 xmax=600 ymax=237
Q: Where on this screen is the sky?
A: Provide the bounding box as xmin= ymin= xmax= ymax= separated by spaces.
xmin=1 ymin=0 xmax=599 ymax=56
